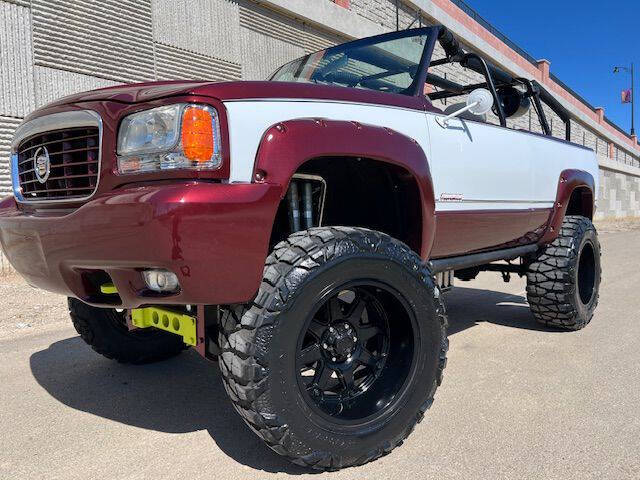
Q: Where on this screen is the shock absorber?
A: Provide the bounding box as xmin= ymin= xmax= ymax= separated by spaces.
xmin=303 ymin=182 xmax=313 ymax=229
xmin=286 ymin=175 xmax=327 ymax=234
xmin=287 ymin=181 xmax=301 ymax=232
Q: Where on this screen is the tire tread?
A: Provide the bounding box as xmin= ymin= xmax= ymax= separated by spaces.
xmin=526 ymin=215 xmax=601 ymax=330
xmin=218 ymin=227 xmax=448 ymax=470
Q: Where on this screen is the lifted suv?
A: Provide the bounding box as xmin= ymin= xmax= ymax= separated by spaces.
xmin=0 ymin=26 xmax=600 ymax=470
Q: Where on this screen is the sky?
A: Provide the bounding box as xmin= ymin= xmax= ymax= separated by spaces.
xmin=462 ymin=0 xmax=639 ymax=135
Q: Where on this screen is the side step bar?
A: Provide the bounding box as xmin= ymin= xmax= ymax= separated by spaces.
xmin=429 ymin=244 xmax=539 ymax=274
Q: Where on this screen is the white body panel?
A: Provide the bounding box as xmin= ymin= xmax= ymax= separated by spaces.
xmin=224 ymin=99 xmax=599 ymax=211
xmin=425 ymin=114 xmax=599 ymax=211
xmin=224 ymin=99 xmax=429 ymax=183
xmin=426 ymin=114 xmax=536 ymax=211
xmin=530 ymin=133 xmax=600 ymax=205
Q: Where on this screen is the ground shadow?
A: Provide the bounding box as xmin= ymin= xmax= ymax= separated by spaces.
xmin=29 ymin=341 xmax=309 ymax=475
xmin=29 ymin=287 xmax=560 ymax=473
xmin=445 ymin=286 xmax=565 ymax=335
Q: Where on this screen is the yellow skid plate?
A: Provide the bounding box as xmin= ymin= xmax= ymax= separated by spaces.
xmin=131 ymin=307 xmax=197 ymax=346
xmin=100 ymin=283 xmax=118 ymax=295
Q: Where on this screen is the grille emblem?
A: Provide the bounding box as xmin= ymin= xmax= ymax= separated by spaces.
xmin=33 ymin=146 xmax=51 ymax=184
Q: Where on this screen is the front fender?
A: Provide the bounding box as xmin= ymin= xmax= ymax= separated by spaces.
xmin=253 ymin=118 xmax=436 ymax=258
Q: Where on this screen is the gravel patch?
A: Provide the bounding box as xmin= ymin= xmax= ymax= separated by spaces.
xmin=595 ymin=217 xmax=640 ymax=233
xmin=0 ymin=273 xmax=68 ymax=335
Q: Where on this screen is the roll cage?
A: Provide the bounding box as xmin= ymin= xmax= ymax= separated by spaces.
xmin=427 ymin=27 xmax=572 ymax=140
xmin=271 ymin=26 xmax=572 ymax=141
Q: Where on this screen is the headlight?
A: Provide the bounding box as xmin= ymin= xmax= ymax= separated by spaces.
xmin=117 ymin=104 xmax=222 ymax=174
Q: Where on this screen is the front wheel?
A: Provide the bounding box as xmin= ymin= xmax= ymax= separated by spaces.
xmin=218 ymin=227 xmax=448 ymax=470
xmin=526 ymin=215 xmax=601 ymax=330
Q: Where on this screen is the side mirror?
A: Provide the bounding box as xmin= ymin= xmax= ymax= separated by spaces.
xmin=436 ymin=88 xmax=494 ymax=127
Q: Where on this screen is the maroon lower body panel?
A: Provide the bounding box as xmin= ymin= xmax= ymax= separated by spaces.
xmin=0 ymin=182 xmax=281 ymax=308
xmin=430 ymin=208 xmax=551 ymax=258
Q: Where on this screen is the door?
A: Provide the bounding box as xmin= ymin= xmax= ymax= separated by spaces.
xmin=425 ymin=113 xmax=543 ymax=258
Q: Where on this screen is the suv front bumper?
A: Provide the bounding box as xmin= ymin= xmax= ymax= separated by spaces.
xmin=0 ymin=182 xmax=281 ymax=308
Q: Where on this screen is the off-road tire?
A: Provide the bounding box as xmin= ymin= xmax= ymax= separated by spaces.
xmin=526 ymin=215 xmax=601 ymax=330
xmin=218 ymin=227 xmax=448 ymax=470
xmin=69 ymin=298 xmax=186 ymax=364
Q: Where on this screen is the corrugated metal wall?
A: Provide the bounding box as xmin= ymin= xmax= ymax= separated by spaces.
xmin=32 ymin=0 xmax=156 ymax=82
xmin=1 ymin=1 xmax=32 ymax=201
xmin=34 ymin=67 xmax=117 ymax=108
xmin=0 ymin=116 xmax=21 ymax=195
xmin=0 ymin=0 xmax=346 ymax=199
xmin=0 ymin=2 xmax=34 ymax=118
xmin=153 ymin=0 xmax=241 ymax=67
xmin=238 ymin=0 xmax=341 ymax=80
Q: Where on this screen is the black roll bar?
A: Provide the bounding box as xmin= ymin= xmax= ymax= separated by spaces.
xmin=432 ymin=26 xmax=573 ymax=141
xmin=461 ymin=53 xmax=506 ymax=127
xmin=532 ymin=80 xmax=572 ymax=140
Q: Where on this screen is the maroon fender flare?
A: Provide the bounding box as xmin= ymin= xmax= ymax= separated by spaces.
xmin=540 ymin=169 xmax=596 ymax=244
xmin=253 ymin=118 xmax=436 ymax=258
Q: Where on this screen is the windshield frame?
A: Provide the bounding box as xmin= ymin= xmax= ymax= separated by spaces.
xmin=269 ymin=27 xmax=439 ymax=98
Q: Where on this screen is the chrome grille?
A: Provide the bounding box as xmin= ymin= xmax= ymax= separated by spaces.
xmin=17 ymin=127 xmax=100 ymax=201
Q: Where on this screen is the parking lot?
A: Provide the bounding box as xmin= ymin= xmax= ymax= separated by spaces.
xmin=1 ymin=226 xmax=639 ymax=480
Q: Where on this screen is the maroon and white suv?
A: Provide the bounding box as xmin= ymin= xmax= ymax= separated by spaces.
xmin=0 ymin=27 xmax=601 ymax=470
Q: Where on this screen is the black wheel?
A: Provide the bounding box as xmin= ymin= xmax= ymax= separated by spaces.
xmin=526 ymin=215 xmax=601 ymax=330
xmin=218 ymin=227 xmax=448 ymax=470
xmin=69 ymin=298 xmax=186 ymax=364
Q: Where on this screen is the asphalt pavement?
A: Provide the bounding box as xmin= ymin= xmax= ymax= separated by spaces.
xmin=1 ymin=229 xmax=638 ymax=479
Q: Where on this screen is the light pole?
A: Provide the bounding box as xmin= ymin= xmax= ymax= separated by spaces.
xmin=614 ymin=63 xmax=635 ymax=136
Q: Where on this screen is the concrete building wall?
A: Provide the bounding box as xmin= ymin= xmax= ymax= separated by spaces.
xmin=1 ymin=0 xmax=639 ymax=226
xmin=599 ymin=168 xmax=640 ymax=218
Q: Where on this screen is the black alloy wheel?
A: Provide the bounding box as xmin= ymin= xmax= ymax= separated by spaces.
xmin=296 ymin=283 xmax=416 ymax=423
xmin=577 ymin=241 xmax=597 ymax=306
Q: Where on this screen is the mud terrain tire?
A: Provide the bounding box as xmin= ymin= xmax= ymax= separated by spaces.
xmin=526 ymin=215 xmax=601 ymax=330
xmin=69 ymin=298 xmax=185 ymax=363
xmin=218 ymin=227 xmax=448 ymax=470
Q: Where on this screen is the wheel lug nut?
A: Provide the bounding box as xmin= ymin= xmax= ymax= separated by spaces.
xmin=352 ymin=336 xmax=357 ymax=341
xmin=322 ymin=343 xmax=328 ymax=349
xmin=332 ymin=357 xmax=337 ymax=362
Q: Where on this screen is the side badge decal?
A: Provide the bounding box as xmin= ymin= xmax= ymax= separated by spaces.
xmin=439 ymin=193 xmax=464 ymax=202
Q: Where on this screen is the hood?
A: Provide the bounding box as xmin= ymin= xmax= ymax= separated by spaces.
xmin=41 ymin=80 xmax=426 ymax=112
xmin=44 ymin=81 xmax=213 ymax=108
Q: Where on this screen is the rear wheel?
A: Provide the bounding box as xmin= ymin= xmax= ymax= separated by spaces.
xmin=526 ymin=215 xmax=601 ymax=330
xmin=218 ymin=227 xmax=448 ymax=470
xmin=69 ymin=298 xmax=185 ymax=363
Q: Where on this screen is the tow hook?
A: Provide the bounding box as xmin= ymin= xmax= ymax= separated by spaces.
xmin=130 ymin=307 xmax=197 ymax=346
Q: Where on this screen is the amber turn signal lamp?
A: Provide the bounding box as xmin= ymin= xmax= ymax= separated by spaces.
xmin=182 ymin=106 xmax=214 ymax=162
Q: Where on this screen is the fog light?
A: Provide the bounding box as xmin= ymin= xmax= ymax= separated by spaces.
xmin=142 ymin=269 xmax=180 ymax=293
